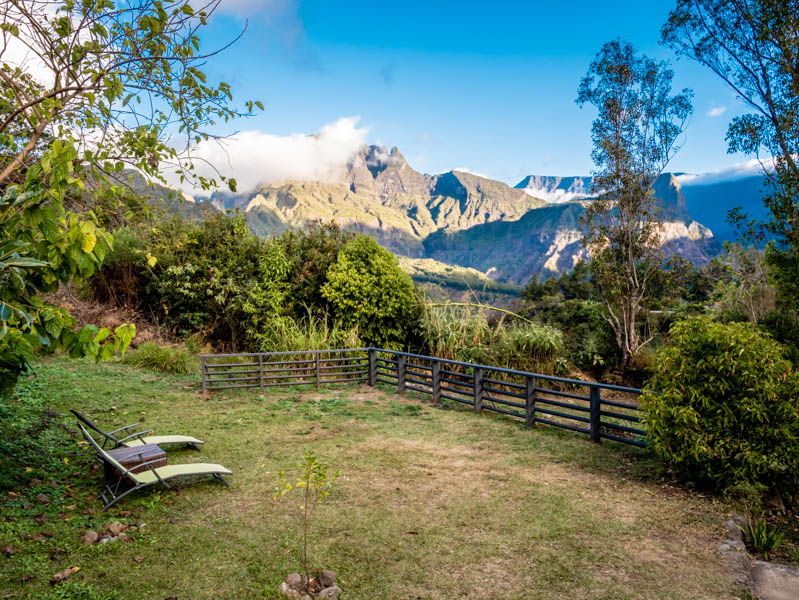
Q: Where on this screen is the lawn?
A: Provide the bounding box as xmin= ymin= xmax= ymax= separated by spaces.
xmin=0 ymin=356 xmax=742 ymax=599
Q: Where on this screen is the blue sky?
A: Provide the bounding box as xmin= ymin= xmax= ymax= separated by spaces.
xmin=194 ymin=0 xmax=752 ymax=187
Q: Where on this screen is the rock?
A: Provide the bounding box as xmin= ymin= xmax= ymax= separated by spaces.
xmin=300 ymin=595 xmax=312 ymax=600
xmin=107 ymin=521 xmax=125 ymax=536
xmin=80 ymin=530 xmax=99 ymax=545
xmin=49 ymin=566 xmax=80 ymax=585
xmin=23 ymin=533 xmax=47 ymax=542
xmin=133 ymin=556 xmax=144 ymax=564
xmin=725 ymin=519 xmax=743 ymax=542
xmin=35 ymin=494 xmax=50 ymax=505
xmin=3 ymin=545 xmax=15 ymax=557
xmin=319 ymin=585 xmax=341 ymax=599
xmin=31 ymin=479 xmax=42 ymax=486
xmin=718 ymin=540 xmax=746 ymax=554
xmin=278 ymin=582 xmax=302 ymax=598
xmin=751 ymin=561 xmax=799 ymax=600
xmin=285 ymin=573 xmax=303 ymax=590
xmin=319 ymin=570 xmax=336 ymax=587
xmin=34 ymin=514 xmax=47 ymax=525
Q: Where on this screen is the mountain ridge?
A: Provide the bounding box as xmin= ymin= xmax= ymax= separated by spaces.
xmin=142 ymin=144 xmax=772 ymax=286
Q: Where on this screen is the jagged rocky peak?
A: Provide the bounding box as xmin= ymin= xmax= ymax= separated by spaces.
xmin=361 ymin=144 xmax=408 ymax=177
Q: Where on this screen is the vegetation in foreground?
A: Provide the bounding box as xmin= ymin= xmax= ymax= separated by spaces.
xmin=0 ymin=355 xmax=767 ymax=599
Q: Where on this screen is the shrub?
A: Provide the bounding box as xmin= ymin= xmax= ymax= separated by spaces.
xmin=422 ymin=304 xmax=564 ymax=373
xmin=759 ymin=309 xmax=799 ymax=365
xmin=122 ymin=342 xmax=197 ymax=375
xmin=322 ymin=235 xmax=422 ymax=348
xmin=641 ymin=317 xmax=799 ymax=500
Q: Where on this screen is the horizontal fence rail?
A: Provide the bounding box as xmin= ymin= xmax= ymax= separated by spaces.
xmin=200 ymin=347 xmax=646 ymax=448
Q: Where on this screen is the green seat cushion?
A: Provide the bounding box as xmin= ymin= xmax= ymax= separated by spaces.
xmin=131 ymin=463 xmax=232 ymax=484
xmin=125 ymin=435 xmax=204 ymax=447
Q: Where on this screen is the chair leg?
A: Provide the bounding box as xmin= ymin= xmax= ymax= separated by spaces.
xmin=102 ymin=485 xmax=144 ymax=511
xmin=213 ymin=473 xmax=230 ymax=487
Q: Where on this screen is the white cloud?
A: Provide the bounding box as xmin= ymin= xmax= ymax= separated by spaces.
xmin=676 ymin=158 xmax=773 ymax=186
xmin=522 ymin=188 xmax=591 ymax=203
xmin=453 ymin=167 xmax=491 ymax=179
xmin=707 ymin=106 xmax=727 ymax=117
xmin=171 ymin=116 xmax=369 ymax=195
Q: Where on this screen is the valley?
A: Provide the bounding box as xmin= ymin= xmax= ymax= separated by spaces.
xmin=159 ymin=144 xmax=767 ymax=288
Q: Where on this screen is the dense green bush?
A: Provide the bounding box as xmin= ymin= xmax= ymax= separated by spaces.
xmin=122 ymin=342 xmax=197 ymax=375
xmin=641 ymin=317 xmax=799 ymax=500
xmin=92 ymin=215 xmax=362 ymax=352
xmin=323 ymin=235 xmax=422 ymax=348
xmin=759 ymin=309 xmax=799 ymax=365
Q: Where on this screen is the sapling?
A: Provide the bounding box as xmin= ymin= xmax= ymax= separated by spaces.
xmin=274 ymin=449 xmax=339 ymax=592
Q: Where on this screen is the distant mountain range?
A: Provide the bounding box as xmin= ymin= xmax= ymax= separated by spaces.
xmin=155 ymin=145 xmax=771 ymax=287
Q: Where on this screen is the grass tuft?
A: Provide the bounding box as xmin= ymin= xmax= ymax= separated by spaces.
xmin=121 ymin=341 xmax=197 ymax=375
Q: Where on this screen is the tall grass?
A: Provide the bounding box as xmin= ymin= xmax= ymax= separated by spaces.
xmin=122 ymin=342 xmax=197 ymax=375
xmin=421 ymin=304 xmax=564 ymax=374
xmin=251 ymin=310 xmax=362 ymax=353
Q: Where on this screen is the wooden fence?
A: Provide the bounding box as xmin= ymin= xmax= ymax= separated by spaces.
xmin=200 ymin=347 xmax=646 ymax=448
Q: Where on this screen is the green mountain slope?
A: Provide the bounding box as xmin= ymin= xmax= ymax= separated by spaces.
xmin=218 ymin=145 xmax=546 ymax=256
xmin=424 ymin=200 xmax=721 ymax=285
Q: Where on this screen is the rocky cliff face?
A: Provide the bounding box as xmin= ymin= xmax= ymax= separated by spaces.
xmin=143 ymin=146 xmax=734 ymax=285
xmin=222 ymin=144 xmax=546 ymax=257
xmin=423 ymin=199 xmax=720 ymax=285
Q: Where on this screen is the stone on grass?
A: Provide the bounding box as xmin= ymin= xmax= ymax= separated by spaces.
xmin=725 ymin=519 xmax=743 ymax=542
xmin=2 ymin=545 xmax=14 ymax=557
xmin=278 ymin=582 xmax=302 ymax=599
xmin=319 ymin=585 xmax=341 ymax=599
xmin=80 ymin=530 xmax=99 ymax=545
xmin=751 ymin=561 xmax=799 ymax=600
xmin=106 ymin=521 xmax=125 ymax=536
xmin=35 ymin=494 xmax=50 ymax=505
xmin=285 ymin=572 xmax=303 ymax=590
xmin=319 ymin=570 xmax=336 ymax=587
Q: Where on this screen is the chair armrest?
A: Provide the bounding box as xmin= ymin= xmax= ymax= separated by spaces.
xmin=108 ymin=423 xmax=142 ymax=435
xmin=116 ymin=429 xmax=153 ymax=444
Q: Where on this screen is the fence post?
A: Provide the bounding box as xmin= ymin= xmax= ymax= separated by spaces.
xmin=368 ymin=348 xmax=377 ymax=386
xmin=397 ymin=354 xmax=406 ymax=394
xmin=525 ymin=375 xmax=536 ymax=428
xmin=201 ymin=356 xmax=207 ymax=393
xmin=259 ymin=354 xmax=264 ymax=392
xmin=432 ymin=359 xmax=441 ymax=403
xmin=315 ymin=352 xmax=320 ymax=390
xmin=473 ymin=367 xmax=483 ymax=413
xmin=589 ymin=385 xmax=601 ymax=443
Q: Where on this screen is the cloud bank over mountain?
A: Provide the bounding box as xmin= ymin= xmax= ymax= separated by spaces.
xmin=676 ymin=158 xmax=770 ymax=186
xmin=174 ymin=116 xmax=369 ymax=196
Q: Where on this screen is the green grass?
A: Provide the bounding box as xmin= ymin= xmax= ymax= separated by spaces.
xmin=121 ymin=342 xmax=197 ymax=375
xmin=0 ymin=356 xmax=745 ymax=599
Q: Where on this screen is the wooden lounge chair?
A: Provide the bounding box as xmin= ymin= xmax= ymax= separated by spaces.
xmin=77 ymin=423 xmax=232 ymax=510
xmin=71 ymin=409 xmax=204 ymax=450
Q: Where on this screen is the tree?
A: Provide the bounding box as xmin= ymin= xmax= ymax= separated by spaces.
xmin=662 ymin=0 xmax=799 ymax=310
xmin=0 ymin=0 xmax=256 ymax=393
xmin=322 ymin=235 xmax=422 ymax=349
xmin=712 ymin=243 xmax=775 ymax=324
xmin=576 ymin=39 xmax=693 ymax=370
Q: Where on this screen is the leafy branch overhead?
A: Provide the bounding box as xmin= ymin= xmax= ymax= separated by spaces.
xmin=0 ymin=0 xmax=256 ymax=394
xmin=0 ymin=0 xmax=262 ymax=192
